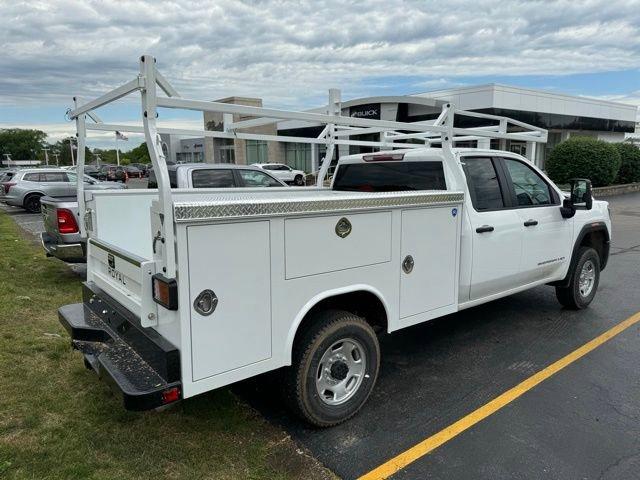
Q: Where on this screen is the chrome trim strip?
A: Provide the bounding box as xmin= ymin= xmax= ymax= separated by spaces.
xmin=173 ymin=191 xmax=464 ymax=222
xmin=88 ymin=238 xmax=145 ymax=267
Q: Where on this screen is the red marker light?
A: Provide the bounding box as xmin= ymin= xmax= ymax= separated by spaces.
xmin=162 ymin=387 xmax=180 ymax=404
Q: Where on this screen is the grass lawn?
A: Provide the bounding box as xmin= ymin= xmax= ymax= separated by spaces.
xmin=0 ymin=210 xmax=333 ymax=480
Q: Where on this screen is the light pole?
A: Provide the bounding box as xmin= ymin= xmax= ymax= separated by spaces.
xmin=52 ymin=151 xmax=60 ymax=166
xmin=69 ymin=137 xmax=76 ymax=166
xmin=42 ymin=148 xmax=50 ymax=166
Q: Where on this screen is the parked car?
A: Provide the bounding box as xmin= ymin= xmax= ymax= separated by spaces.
xmin=122 ymin=165 xmax=142 ymax=179
xmin=96 ymin=164 xmax=125 ymax=182
xmin=252 ymin=163 xmax=306 ymax=185
xmin=41 ymin=163 xmax=287 ymax=264
xmin=148 ymin=163 xmax=287 ymax=188
xmin=129 ymin=163 xmax=150 ymax=177
xmin=83 ymin=165 xmax=102 ymax=178
xmin=1 ymin=168 xmax=125 ymax=213
xmin=40 ymin=196 xmax=86 ymax=263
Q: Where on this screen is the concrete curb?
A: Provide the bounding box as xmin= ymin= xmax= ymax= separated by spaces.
xmin=594 ymin=182 xmax=640 ymax=197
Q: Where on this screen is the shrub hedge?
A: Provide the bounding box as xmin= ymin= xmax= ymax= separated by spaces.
xmin=546 ymin=137 xmax=621 ymax=187
xmin=614 ymin=142 xmax=640 ymax=184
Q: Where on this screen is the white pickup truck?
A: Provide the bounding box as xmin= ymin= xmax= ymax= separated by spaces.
xmin=58 ymin=56 xmax=611 ymax=426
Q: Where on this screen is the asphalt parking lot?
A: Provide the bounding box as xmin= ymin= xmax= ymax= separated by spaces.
xmin=239 ymin=192 xmax=640 ymax=480
xmin=2 ymin=191 xmax=639 ymax=480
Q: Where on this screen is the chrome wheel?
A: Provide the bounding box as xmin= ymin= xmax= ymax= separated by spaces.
xmin=579 ymin=260 xmax=596 ymax=298
xmin=315 ymin=338 xmax=366 ymax=406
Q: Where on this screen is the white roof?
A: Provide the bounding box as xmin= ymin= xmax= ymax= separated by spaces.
xmin=416 ymin=84 xmax=637 ymax=122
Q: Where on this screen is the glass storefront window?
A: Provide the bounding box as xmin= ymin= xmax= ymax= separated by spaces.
xmin=285 ymin=143 xmax=312 ymax=172
xmin=246 ymin=140 xmax=268 ymax=164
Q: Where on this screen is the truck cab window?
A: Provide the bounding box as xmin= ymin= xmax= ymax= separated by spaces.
xmin=502 ymin=158 xmax=553 ymax=206
xmin=191 ymin=169 xmax=235 ymax=188
xmin=238 ymin=170 xmax=282 ymax=187
xmin=462 ymin=157 xmax=505 ymax=211
xmin=332 ymin=162 xmax=446 ymax=192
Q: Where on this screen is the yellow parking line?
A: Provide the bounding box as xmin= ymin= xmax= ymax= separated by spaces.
xmin=358 ymin=311 xmax=640 ymax=480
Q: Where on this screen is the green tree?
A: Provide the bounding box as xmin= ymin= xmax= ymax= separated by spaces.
xmin=0 ymin=129 xmax=47 ymax=160
xmin=546 ymin=137 xmax=621 ymax=187
xmin=50 ymin=137 xmax=92 ymax=166
xmin=127 ymin=142 xmax=151 ymax=164
xmin=614 ymin=143 xmax=640 ymax=184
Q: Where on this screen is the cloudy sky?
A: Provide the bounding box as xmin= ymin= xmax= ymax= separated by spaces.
xmin=1 ymin=0 xmax=639 ymax=150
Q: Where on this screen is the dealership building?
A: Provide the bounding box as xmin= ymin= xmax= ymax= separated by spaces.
xmin=180 ymin=84 xmax=638 ymax=171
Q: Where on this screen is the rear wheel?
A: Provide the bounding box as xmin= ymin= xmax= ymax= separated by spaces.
xmin=284 ymin=309 xmax=380 ymax=427
xmin=24 ymin=194 xmax=43 ymax=213
xmin=556 ymin=247 xmax=600 ymax=309
xmin=294 ymin=175 xmax=304 ymax=186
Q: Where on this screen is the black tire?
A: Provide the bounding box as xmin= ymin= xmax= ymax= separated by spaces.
xmin=24 ymin=194 xmax=43 ymax=213
xmin=294 ymin=175 xmax=305 ymax=186
xmin=284 ymin=309 xmax=380 ymax=427
xmin=556 ymin=247 xmax=600 ymax=309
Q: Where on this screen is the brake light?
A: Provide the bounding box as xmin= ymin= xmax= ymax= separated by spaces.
xmin=57 ymin=208 xmax=79 ymax=234
xmin=2 ymin=182 xmax=16 ymax=194
xmin=362 ymin=153 xmax=405 ymax=162
xmin=152 ymin=274 xmax=178 ymax=310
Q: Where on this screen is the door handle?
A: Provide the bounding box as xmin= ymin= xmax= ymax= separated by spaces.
xmin=524 ymin=219 xmax=538 ymax=227
xmin=476 ymin=225 xmax=494 ymax=233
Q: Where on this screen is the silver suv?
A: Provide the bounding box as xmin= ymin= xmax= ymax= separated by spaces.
xmin=1 ymin=168 xmax=125 ymax=213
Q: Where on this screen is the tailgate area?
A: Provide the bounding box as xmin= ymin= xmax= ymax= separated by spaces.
xmin=58 ymin=282 xmax=181 ymax=410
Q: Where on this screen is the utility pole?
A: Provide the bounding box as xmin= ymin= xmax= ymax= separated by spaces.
xmin=42 ymin=148 xmax=50 ymax=166
xmin=52 ymin=151 xmax=60 ymax=166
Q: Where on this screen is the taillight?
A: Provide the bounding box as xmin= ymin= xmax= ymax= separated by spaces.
xmin=362 ymin=153 xmax=405 ymax=162
xmin=57 ymin=208 xmax=79 ymax=234
xmin=2 ymin=182 xmax=16 ymax=194
xmin=152 ymin=274 xmax=178 ymax=310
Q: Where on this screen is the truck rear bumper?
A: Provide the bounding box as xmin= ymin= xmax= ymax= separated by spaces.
xmin=41 ymin=232 xmax=86 ymax=263
xmin=58 ymin=282 xmax=181 ymax=411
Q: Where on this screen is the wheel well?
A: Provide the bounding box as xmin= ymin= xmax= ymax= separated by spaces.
xmin=23 ymin=192 xmax=43 ymax=206
xmin=580 ymin=229 xmax=607 ymax=266
xmin=294 ymin=291 xmax=388 ymax=346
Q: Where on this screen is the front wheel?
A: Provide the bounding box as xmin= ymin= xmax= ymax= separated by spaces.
xmin=284 ymin=309 xmax=380 ymax=427
xmin=294 ymin=175 xmax=305 ymax=186
xmin=556 ymin=246 xmax=600 ymax=309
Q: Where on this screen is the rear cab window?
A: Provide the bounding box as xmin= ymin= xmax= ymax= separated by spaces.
xmin=191 ymin=169 xmax=235 ymax=188
xmin=332 ymin=161 xmax=447 ymax=192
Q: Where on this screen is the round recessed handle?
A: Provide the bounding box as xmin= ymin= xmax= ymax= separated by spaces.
xmin=335 ymin=217 xmax=352 ymax=238
xmin=194 ymin=289 xmax=218 ymax=316
xmin=402 ymin=255 xmax=414 ymax=274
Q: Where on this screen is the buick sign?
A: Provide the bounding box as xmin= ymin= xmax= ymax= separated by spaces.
xmin=350 ymin=103 xmax=380 ymax=120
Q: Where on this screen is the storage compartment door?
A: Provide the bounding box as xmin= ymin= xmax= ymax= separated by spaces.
xmin=188 ymin=221 xmax=271 ymax=381
xmin=400 ymin=207 xmax=458 ymax=319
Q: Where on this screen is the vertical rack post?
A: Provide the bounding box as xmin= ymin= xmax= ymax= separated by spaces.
xmin=140 ymin=55 xmax=177 ymax=278
xmin=74 ymin=96 xmax=87 ymax=237
xmin=316 ymin=88 xmax=341 ymax=186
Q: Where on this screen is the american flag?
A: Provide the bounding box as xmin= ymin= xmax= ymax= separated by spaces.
xmin=115 ymin=131 xmax=129 ymax=141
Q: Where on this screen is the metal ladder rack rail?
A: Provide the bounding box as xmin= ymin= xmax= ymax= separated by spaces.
xmin=68 ymin=55 xmax=548 ymax=286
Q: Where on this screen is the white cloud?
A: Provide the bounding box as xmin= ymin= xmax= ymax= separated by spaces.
xmin=1 ymin=0 xmax=640 ymax=133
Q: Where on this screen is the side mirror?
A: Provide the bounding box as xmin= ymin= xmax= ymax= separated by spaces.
xmin=560 ymin=198 xmax=576 ymax=219
xmin=560 ymin=178 xmax=592 ymax=218
xmin=570 ymin=178 xmax=593 ymax=210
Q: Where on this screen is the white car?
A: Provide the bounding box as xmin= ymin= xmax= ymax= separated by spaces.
xmin=252 ymin=163 xmax=306 ymax=185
